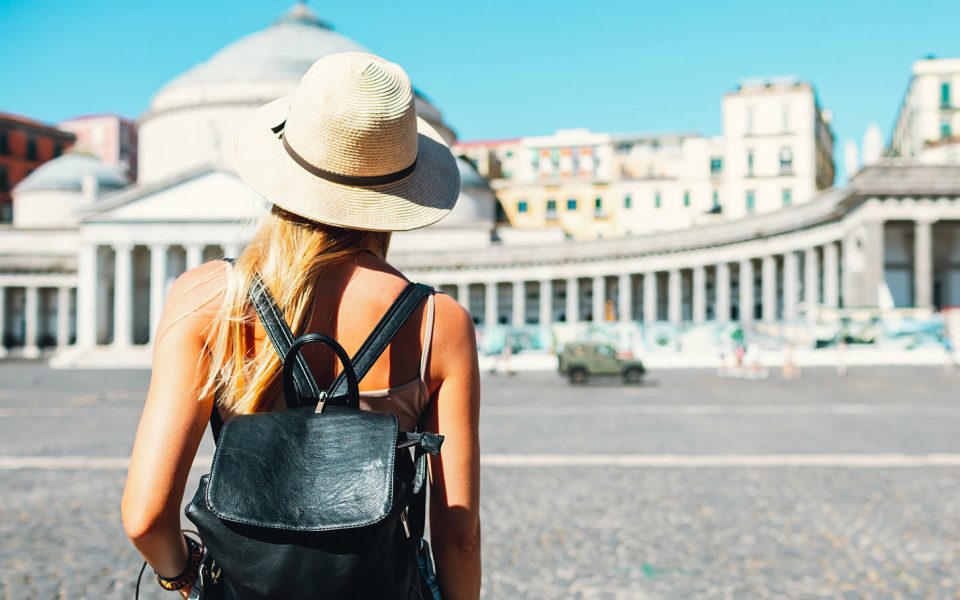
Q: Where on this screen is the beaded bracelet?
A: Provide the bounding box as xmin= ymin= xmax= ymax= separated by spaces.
xmin=156 ymin=534 xmax=203 ymax=591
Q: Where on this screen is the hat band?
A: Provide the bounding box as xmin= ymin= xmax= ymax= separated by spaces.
xmin=281 ymin=132 xmax=417 ymax=187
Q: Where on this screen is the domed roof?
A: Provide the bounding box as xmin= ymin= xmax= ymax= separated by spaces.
xmin=15 ymin=153 xmax=128 ymax=194
xmin=161 ymin=4 xmax=368 ymax=91
xmin=442 ymin=158 xmax=497 ymax=227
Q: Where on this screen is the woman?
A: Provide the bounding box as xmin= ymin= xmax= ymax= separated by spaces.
xmin=122 ymin=52 xmax=481 ymax=598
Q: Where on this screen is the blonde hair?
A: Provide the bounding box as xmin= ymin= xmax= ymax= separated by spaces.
xmin=202 ymin=207 xmax=390 ymax=415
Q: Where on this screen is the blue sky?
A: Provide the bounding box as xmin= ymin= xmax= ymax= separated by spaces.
xmin=1 ymin=0 xmax=956 ymax=181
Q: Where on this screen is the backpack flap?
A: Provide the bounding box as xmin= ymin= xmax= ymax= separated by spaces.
xmin=205 ymin=405 xmax=400 ymax=532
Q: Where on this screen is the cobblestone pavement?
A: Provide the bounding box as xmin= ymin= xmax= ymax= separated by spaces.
xmin=2 ymin=364 xmax=960 ymax=598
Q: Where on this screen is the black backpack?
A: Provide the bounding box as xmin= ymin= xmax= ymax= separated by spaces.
xmin=183 ymin=275 xmax=443 ymax=599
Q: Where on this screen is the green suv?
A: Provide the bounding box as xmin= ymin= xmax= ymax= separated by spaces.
xmin=558 ymin=342 xmax=646 ymax=385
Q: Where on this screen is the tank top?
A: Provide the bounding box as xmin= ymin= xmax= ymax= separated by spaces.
xmin=358 ymin=292 xmax=435 ymax=431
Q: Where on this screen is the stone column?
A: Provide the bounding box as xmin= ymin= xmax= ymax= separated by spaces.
xmin=223 ymin=244 xmax=241 ymax=260
xmin=484 ymin=282 xmax=498 ymax=326
xmin=566 ymin=277 xmax=579 ymax=324
xmin=823 ymin=242 xmax=839 ymax=308
xmin=0 ymin=287 xmax=6 ymax=358
xmin=783 ymin=251 xmax=799 ymax=321
xmin=149 ymin=244 xmax=169 ymax=342
xmin=692 ymin=266 xmax=706 ymax=323
xmin=56 ymin=286 xmax=71 ymax=348
xmin=643 ymin=272 xmax=657 ymax=323
xmin=456 ymin=283 xmax=470 ymax=310
xmin=861 ymin=221 xmax=886 ymax=308
xmin=617 ymin=274 xmax=632 ymax=323
xmin=186 ymin=244 xmax=204 ymax=271
xmin=739 ymin=259 xmax=754 ymax=324
xmin=539 ymin=279 xmax=553 ymax=325
xmin=804 ymin=247 xmax=820 ymax=322
xmin=23 ymin=286 xmax=40 ymax=358
xmin=512 ymin=280 xmax=526 ymax=326
xmin=667 ymin=270 xmax=681 ymax=324
xmin=76 ymin=244 xmax=98 ymax=348
xmin=715 ymin=262 xmax=731 ymax=323
xmin=761 ymin=256 xmax=777 ymax=322
xmin=591 ymin=276 xmax=604 ymax=323
xmin=915 ymin=219 xmax=933 ymax=307
xmin=113 ymin=244 xmax=133 ymax=347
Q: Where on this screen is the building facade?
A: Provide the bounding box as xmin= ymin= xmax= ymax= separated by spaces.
xmin=0 ymin=9 xmax=956 ymax=366
xmin=0 ymin=113 xmax=75 ymax=222
xmin=58 ymin=114 xmax=139 ymax=180
xmin=457 ymin=78 xmax=835 ymax=240
xmin=890 ymin=57 xmax=960 ymax=164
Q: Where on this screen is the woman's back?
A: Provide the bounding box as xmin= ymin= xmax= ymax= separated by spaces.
xmin=218 ymin=251 xmax=448 ymax=429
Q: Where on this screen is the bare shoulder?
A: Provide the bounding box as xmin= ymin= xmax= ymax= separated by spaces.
xmin=155 ymin=261 xmax=230 ymax=343
xmin=429 ymin=292 xmax=478 ymax=377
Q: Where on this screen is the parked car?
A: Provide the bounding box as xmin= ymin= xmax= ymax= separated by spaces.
xmin=558 ymin=342 xmax=646 ymax=384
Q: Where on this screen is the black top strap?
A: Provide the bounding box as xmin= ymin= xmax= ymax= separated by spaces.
xmin=327 ymin=283 xmax=434 ymax=402
xmin=248 ymin=273 xmax=322 ymax=407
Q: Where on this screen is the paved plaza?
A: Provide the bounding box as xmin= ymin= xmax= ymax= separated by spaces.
xmin=1 ymin=363 xmax=960 ymax=599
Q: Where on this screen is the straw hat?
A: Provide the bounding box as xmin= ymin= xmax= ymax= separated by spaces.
xmin=234 ymin=52 xmax=460 ymax=231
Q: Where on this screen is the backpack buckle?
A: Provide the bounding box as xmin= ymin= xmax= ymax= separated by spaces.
xmin=314 ymin=391 xmax=329 ymax=414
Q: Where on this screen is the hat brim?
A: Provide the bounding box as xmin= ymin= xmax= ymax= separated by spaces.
xmin=233 ymin=96 xmax=460 ymax=232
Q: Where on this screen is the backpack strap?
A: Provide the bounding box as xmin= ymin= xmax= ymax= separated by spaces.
xmin=210 ymin=265 xmax=321 ymax=444
xmin=326 ymin=283 xmax=434 ymax=404
xmin=248 ymin=273 xmax=323 ymax=407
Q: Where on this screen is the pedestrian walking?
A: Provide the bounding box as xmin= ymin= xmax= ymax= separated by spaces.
xmin=122 ymin=53 xmax=481 ymax=599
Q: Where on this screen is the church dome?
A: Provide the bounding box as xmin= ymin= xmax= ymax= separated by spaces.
xmin=442 ymin=158 xmax=497 ymax=227
xmin=139 ymin=3 xmax=454 ymax=183
xmin=159 ymin=4 xmax=366 ymax=92
xmin=15 ymin=153 xmax=127 ymax=194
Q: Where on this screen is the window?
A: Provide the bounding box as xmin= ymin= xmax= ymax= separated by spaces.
xmin=0 ymin=131 xmax=9 ymax=155
xmin=624 ymin=194 xmax=632 ymax=209
xmin=25 ymin=137 xmax=38 ymax=161
xmin=782 ymin=188 xmax=792 ymax=206
xmin=746 ymin=106 xmax=755 ymax=134
xmin=942 ymin=81 xmax=952 ymax=108
xmin=594 ymin=197 xmax=604 ymax=216
xmin=0 ymin=201 xmax=11 ymax=223
xmin=746 ymin=190 xmax=756 ymax=214
xmin=779 ymin=146 xmax=793 ymax=175
xmin=566 ymin=198 xmax=577 ymax=211
xmin=711 ymin=190 xmax=721 ymax=211
xmin=53 ymin=143 xmax=63 ymax=158
xmin=0 ymin=165 xmax=7 ymax=190
xmin=942 ymin=120 xmax=953 ymax=139
xmin=782 ymin=104 xmax=791 ymax=132
xmin=746 ymin=150 xmax=754 ymax=176
xmin=683 ymin=191 xmax=690 ymax=207
xmin=546 ymin=199 xmax=557 ymax=219
xmin=710 ymin=156 xmax=723 ymax=174
xmin=550 ymin=147 xmax=559 ymax=167
xmin=654 ymin=192 xmax=662 ymax=209
xmin=517 ymin=200 xmax=528 ymax=213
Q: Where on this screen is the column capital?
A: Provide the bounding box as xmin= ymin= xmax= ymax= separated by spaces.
xmin=113 ymin=242 xmax=134 ymax=253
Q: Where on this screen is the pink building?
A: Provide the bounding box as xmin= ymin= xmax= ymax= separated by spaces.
xmin=58 ymin=114 xmax=138 ymax=181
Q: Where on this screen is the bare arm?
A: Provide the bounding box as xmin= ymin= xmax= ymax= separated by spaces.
xmin=121 ymin=263 xmax=224 ymax=593
xmin=423 ymin=295 xmax=482 ymax=599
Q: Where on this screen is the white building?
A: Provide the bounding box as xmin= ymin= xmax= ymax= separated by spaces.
xmin=58 ymin=114 xmax=138 ymax=180
xmin=0 ymin=7 xmax=958 ymax=365
xmin=890 ymin=56 xmax=960 ymax=164
xmin=460 ymin=77 xmax=835 ymax=239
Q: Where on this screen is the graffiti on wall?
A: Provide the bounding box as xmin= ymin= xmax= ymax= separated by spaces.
xmin=476 ymin=307 xmax=950 ymax=356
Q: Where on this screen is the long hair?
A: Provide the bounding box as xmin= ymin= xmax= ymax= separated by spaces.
xmin=201 ymin=206 xmax=390 ymax=415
